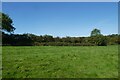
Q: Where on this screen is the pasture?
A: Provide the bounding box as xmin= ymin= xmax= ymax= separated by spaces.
xmin=2 ymin=45 xmax=118 ymax=78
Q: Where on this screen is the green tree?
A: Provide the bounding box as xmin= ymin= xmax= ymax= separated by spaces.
xmin=90 ymin=28 xmax=107 ymax=46
xmin=43 ymin=35 xmax=54 ymax=42
xmin=0 ymin=12 xmax=15 ymax=33
xmin=91 ymin=28 xmax=101 ymax=37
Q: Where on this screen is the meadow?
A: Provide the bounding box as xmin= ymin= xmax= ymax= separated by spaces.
xmin=2 ymin=45 xmax=118 ymax=78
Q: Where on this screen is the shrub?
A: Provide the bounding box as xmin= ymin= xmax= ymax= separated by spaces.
xmin=90 ymin=35 xmax=107 ymax=46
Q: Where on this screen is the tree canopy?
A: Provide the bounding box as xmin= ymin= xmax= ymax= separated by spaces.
xmin=0 ymin=12 xmax=15 ymax=33
xmin=91 ymin=28 xmax=101 ymax=37
xmin=90 ymin=28 xmax=108 ymax=46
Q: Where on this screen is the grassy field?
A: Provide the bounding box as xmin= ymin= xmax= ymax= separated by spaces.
xmin=2 ymin=45 xmax=118 ymax=78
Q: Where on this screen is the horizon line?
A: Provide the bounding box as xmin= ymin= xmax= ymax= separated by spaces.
xmin=7 ymin=32 xmax=119 ymax=38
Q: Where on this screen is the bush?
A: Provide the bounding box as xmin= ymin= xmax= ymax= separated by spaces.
xmin=90 ymin=35 xmax=107 ymax=46
xmin=32 ymin=42 xmax=95 ymax=46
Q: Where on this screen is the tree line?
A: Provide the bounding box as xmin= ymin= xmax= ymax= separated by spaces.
xmin=2 ymin=32 xmax=120 ymax=46
xmin=1 ymin=13 xmax=120 ymax=46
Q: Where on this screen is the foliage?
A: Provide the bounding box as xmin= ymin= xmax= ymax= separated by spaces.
xmin=0 ymin=12 xmax=15 ymax=33
xmin=2 ymin=32 xmax=33 ymax=46
xmin=90 ymin=35 xmax=107 ymax=46
xmin=2 ymin=32 xmax=120 ymax=46
xmin=90 ymin=28 xmax=108 ymax=46
xmin=91 ymin=28 xmax=101 ymax=37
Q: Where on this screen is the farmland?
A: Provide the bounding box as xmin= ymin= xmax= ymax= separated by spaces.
xmin=2 ymin=45 xmax=118 ymax=78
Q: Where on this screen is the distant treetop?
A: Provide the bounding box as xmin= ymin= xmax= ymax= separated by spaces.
xmin=91 ymin=28 xmax=101 ymax=37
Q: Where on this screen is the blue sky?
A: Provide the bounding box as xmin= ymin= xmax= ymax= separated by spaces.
xmin=2 ymin=2 xmax=118 ymax=37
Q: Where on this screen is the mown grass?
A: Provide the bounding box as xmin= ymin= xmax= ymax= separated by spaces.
xmin=2 ymin=45 xmax=118 ymax=78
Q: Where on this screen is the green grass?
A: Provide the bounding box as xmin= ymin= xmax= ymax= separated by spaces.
xmin=2 ymin=45 xmax=118 ymax=78
xmin=0 ymin=46 xmax=2 ymax=79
